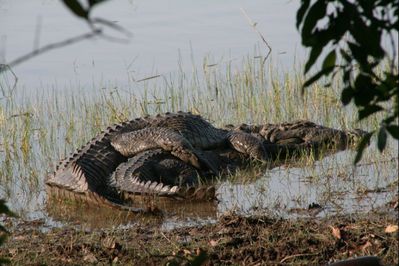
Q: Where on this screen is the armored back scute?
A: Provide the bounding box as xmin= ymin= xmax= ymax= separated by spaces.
xmin=46 ymin=117 xmax=149 ymax=203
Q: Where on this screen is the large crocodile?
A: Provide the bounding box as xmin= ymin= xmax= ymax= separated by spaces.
xmin=47 ymin=113 xmax=369 ymax=212
xmin=47 ymin=112 xmax=241 ymax=210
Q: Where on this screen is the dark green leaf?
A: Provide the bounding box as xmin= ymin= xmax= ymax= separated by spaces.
xmin=340 ymin=49 xmax=352 ymax=62
xmin=88 ymin=0 xmax=109 ymax=7
xmin=358 ymin=105 xmax=383 ymax=120
xmin=301 ymin=0 xmax=327 ymax=38
xmin=322 ymin=50 xmax=336 ymax=69
xmin=351 ymin=16 xmax=385 ymax=60
xmin=303 ymin=66 xmax=334 ymax=88
xmin=386 ymin=125 xmax=399 ymax=139
xmin=354 ymin=132 xmax=373 ymax=164
xmin=353 ymin=74 xmax=376 ymax=106
xmin=348 ymin=42 xmax=368 ymax=66
xmin=377 ymin=126 xmax=387 ymax=151
xmin=341 ymin=87 xmax=354 ymax=105
xmin=296 ymin=0 xmax=311 ymax=29
xmin=304 ymin=46 xmax=323 ymax=74
xmin=61 ymin=0 xmax=88 ymax=19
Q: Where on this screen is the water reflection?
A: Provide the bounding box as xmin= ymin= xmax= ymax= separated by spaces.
xmin=46 ymin=188 xmax=218 ymax=229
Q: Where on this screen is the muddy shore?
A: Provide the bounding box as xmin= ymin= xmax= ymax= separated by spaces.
xmin=1 ymin=205 xmax=397 ymax=265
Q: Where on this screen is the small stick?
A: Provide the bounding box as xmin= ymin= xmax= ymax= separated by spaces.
xmin=280 ymin=252 xmax=318 ymax=263
xmin=240 ymin=8 xmax=272 ymax=64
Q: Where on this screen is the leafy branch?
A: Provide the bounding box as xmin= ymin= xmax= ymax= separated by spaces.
xmin=297 ymin=0 xmax=399 ymax=163
xmin=0 ymin=0 xmax=130 ymax=74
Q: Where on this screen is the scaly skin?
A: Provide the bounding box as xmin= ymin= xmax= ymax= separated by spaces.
xmin=48 ymin=113 xmax=369 ymax=210
xmin=46 ymin=112 xmax=225 ymax=208
xmin=112 ymin=112 xmax=269 ymax=165
xmin=46 ymin=117 xmax=149 ymax=206
xmin=110 ymin=149 xmax=216 ymax=200
xmin=111 ymin=127 xmax=212 ymax=172
xmin=227 ymin=120 xmax=370 ymax=150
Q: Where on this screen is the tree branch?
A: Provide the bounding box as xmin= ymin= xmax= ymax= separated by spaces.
xmin=0 ymin=29 xmax=102 ymax=73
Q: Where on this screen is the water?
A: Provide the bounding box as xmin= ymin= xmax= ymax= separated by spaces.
xmin=0 ymin=0 xmax=397 ymax=230
xmin=0 ymin=0 xmax=302 ymax=90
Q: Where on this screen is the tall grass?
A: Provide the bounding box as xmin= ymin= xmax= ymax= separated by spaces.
xmin=0 ymin=55 xmax=397 ymax=218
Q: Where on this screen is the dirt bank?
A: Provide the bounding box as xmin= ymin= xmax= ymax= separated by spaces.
xmin=1 ymin=208 xmax=397 ymax=265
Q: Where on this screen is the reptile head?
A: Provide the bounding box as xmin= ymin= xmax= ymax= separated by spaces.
xmin=346 ymin=129 xmax=371 ymax=147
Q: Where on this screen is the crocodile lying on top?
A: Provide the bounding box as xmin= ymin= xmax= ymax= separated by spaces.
xmin=109 ymin=112 xmax=268 ymax=168
xmin=46 ymin=112 xmax=369 ymax=211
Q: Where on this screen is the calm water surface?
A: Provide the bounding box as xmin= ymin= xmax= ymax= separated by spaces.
xmin=0 ymin=0 xmax=301 ymax=90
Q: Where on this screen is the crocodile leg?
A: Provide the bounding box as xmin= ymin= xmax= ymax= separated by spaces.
xmin=226 ymin=131 xmax=269 ymax=161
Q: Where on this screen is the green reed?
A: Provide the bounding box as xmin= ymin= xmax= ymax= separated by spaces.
xmin=0 ymin=55 xmax=396 ymax=216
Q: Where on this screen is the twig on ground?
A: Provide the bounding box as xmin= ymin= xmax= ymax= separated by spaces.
xmin=280 ymin=252 xmax=319 ymax=263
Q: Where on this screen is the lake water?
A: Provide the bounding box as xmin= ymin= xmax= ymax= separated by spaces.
xmin=0 ymin=0 xmax=397 ymax=229
xmin=0 ymin=0 xmax=302 ymax=90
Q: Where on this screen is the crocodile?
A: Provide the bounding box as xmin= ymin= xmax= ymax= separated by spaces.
xmin=47 ymin=112 xmax=369 ymax=212
xmin=110 ymin=112 xmax=269 ymax=167
xmin=46 ymin=112 xmax=237 ymax=210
